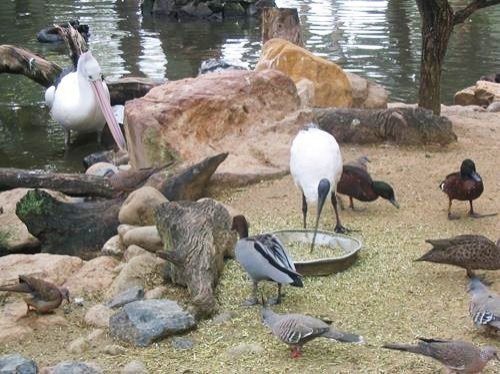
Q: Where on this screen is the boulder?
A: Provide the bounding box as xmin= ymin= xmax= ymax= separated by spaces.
xmin=0 ymin=253 xmax=84 ymax=286
xmin=454 ymin=80 xmax=500 ymax=107
xmin=63 ymin=256 xmax=119 ymax=295
xmin=124 ymin=69 xmax=303 ymax=181
xmin=123 ymin=245 xmax=150 ymax=262
xmin=101 ymin=235 xmax=125 ymax=257
xmin=346 ymin=72 xmax=388 ymax=109
xmin=106 ymin=253 xmax=164 ymax=297
xmin=118 ymin=186 xmax=168 ymax=226
xmin=122 ymin=226 xmax=163 ymax=253
xmin=109 ymin=299 xmax=196 ymax=347
xmin=84 ymin=304 xmax=114 ymax=328
xmin=106 ymin=286 xmax=145 ymax=308
xmin=84 ymin=162 xmax=118 ymax=177
xmin=0 ymin=353 xmax=37 ymax=374
xmin=51 ymin=362 xmax=102 ymax=374
xmin=255 ymin=38 xmax=352 ymax=108
xmin=0 ymin=302 xmax=68 ymax=344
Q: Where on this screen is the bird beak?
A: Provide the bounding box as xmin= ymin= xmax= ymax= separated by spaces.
xmin=471 ymin=171 xmax=482 ymax=182
xmin=389 ymin=198 xmax=400 ymax=209
xmin=311 ymin=179 xmax=330 ymax=253
xmin=90 ymin=79 xmax=127 ymax=151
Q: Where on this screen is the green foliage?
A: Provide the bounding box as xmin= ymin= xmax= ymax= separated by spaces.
xmin=16 ymin=189 xmax=47 ymax=217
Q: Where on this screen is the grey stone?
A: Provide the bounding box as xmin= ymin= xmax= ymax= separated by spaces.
xmin=223 ymin=2 xmax=246 ymax=17
xmin=109 ymin=299 xmax=196 ymax=347
xmin=171 ymin=337 xmax=193 ymax=350
xmin=106 ymin=286 xmax=145 ymax=308
xmin=120 ymin=361 xmax=147 ymax=374
xmin=52 ymin=361 xmax=102 ymax=374
xmin=0 ymin=354 xmax=37 ymax=374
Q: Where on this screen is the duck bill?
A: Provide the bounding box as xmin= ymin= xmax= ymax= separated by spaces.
xmin=471 ymin=171 xmax=482 ymax=182
xmin=90 ymin=80 xmax=127 ymax=151
xmin=390 ymin=198 xmax=400 ymax=209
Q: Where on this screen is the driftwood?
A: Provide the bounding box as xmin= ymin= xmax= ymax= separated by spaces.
xmin=54 ymin=24 xmax=88 ymax=68
xmin=261 ymin=7 xmax=303 ymax=46
xmin=155 ymin=198 xmax=236 ymax=319
xmin=150 ymin=152 xmax=228 ymax=201
xmin=0 ymin=45 xmax=62 ymax=88
xmin=15 ymin=189 xmax=123 ymax=259
xmin=314 ymin=107 xmax=458 ymax=145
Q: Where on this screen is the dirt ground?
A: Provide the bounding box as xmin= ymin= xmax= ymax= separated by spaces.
xmin=1 ymin=105 xmax=500 ymax=373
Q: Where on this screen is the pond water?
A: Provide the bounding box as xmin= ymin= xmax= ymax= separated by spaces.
xmin=0 ymin=0 xmax=499 ymax=171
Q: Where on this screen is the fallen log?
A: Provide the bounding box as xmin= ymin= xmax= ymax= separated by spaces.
xmin=155 ymin=198 xmax=237 ymax=319
xmin=0 ymin=168 xmax=115 ymax=197
xmin=314 ymin=107 xmax=458 ymax=145
xmin=16 ymin=189 xmax=123 ymax=259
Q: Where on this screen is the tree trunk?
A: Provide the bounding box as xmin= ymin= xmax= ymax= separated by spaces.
xmin=261 ymin=7 xmax=304 ymax=46
xmin=16 ymin=189 xmax=123 ymax=259
xmin=416 ymin=1 xmax=454 ymax=115
xmin=155 ymin=199 xmax=236 ymax=319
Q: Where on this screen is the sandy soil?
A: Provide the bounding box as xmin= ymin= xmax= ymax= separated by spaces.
xmin=1 ymin=105 xmax=499 ymax=373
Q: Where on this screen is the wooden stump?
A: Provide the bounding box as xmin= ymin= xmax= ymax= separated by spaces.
xmin=15 ymin=189 xmax=123 ymax=259
xmin=261 ymin=7 xmax=304 ymax=46
xmin=155 ymin=198 xmax=237 ymax=319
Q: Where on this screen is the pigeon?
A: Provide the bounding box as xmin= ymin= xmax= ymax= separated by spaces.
xmin=440 ymin=159 xmax=488 ymax=220
xmin=416 ymin=234 xmax=500 ymax=277
xmin=383 ymin=338 xmax=498 ymax=373
xmin=0 ymin=275 xmax=70 ymax=314
xmin=261 ymin=302 xmax=363 ymax=358
xmin=468 ymin=277 xmax=500 ymax=334
xmin=232 ymin=215 xmax=303 ymax=305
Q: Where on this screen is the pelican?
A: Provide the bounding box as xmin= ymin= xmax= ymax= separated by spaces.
xmin=44 ymin=51 xmax=127 ymax=150
xmin=290 ymin=125 xmax=347 ymax=251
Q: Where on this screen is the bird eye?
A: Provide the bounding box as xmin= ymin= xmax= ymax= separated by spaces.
xmin=88 ymin=75 xmax=92 ymax=79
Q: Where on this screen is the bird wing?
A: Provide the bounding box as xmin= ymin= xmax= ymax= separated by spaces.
xmin=255 ymin=234 xmax=296 ymax=271
xmin=470 ymin=288 xmax=500 ymax=326
xmin=425 ymin=235 xmax=492 ymax=250
xmin=251 ymin=236 xmax=302 ymax=281
xmin=419 ymin=339 xmax=472 ymax=370
xmin=19 ymin=275 xmax=60 ymax=301
xmin=276 ymin=314 xmax=329 ymax=344
xmin=337 ymin=165 xmax=374 ymax=199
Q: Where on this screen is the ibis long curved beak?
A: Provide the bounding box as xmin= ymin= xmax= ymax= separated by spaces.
xmin=90 ymin=80 xmax=127 ymax=151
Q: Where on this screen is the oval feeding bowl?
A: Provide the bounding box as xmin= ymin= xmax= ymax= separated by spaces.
xmin=272 ymin=229 xmax=362 ymax=276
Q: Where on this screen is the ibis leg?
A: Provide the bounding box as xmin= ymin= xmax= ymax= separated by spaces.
xmin=301 ymin=193 xmax=307 ymax=229
xmin=331 ymin=192 xmax=347 ymax=233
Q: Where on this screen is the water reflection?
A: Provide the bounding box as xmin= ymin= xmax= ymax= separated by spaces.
xmin=1 ymin=0 xmax=500 ymax=170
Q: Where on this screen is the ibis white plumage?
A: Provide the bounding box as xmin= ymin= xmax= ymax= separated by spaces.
xmin=44 ymin=51 xmax=127 ymax=150
xmin=290 ymin=125 xmax=347 ymax=251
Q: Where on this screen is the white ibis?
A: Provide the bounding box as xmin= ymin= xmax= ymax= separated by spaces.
xmin=44 ymin=51 xmax=127 ymax=150
xmin=290 ymin=125 xmax=346 ymax=251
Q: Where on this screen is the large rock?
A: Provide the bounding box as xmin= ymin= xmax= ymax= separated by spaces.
xmin=0 ymin=253 xmax=84 ymax=286
xmin=109 ymin=299 xmax=196 ymax=347
xmin=0 ymin=353 xmax=37 ymax=374
xmin=63 ymin=256 xmax=119 ymax=295
xmin=255 ymin=38 xmax=352 ymax=108
xmin=124 ymin=69 xmax=304 ymax=180
xmin=346 ymin=72 xmax=388 ymax=109
xmin=454 ymin=80 xmax=500 ymax=107
xmin=0 ymin=302 xmax=68 ymax=344
xmin=0 ymin=188 xmax=78 ymax=254
xmin=118 ymin=186 xmax=168 ymax=226
xmin=122 ymin=226 xmax=163 ymax=253
xmin=106 ymin=253 xmax=164 ymax=297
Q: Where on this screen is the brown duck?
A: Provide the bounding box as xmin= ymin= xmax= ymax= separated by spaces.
xmin=337 ymin=164 xmax=399 ymax=211
xmin=416 ymin=235 xmax=500 ymax=277
xmin=0 ymin=275 xmax=70 ymax=314
xmin=440 ymin=159 xmax=487 ymax=220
